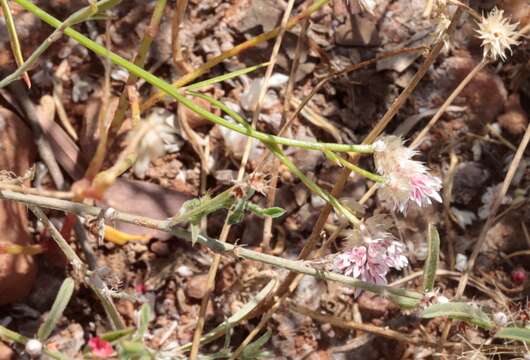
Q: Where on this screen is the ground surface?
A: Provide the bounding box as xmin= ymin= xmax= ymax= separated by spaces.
xmin=0 ymin=0 xmax=529 ymax=359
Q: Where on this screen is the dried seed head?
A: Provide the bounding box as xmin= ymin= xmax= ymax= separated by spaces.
xmin=476 ymin=8 xmax=520 ymax=62
xmin=25 ymin=339 xmax=43 ymax=357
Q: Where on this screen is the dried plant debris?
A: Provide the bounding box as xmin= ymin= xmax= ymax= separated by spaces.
xmin=0 ymin=0 xmax=529 ymax=359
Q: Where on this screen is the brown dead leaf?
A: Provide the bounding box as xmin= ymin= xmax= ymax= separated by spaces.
xmin=0 ymin=108 xmax=37 ymax=305
xmin=100 ymin=178 xmax=191 ymax=240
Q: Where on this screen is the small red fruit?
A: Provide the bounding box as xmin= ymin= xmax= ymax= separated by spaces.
xmin=511 ymin=268 xmax=527 ymax=284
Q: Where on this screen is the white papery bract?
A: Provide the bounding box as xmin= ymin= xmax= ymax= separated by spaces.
xmin=476 ymin=8 xmax=520 ymax=62
xmin=373 ymin=136 xmax=442 ymax=213
xmin=358 ymin=0 xmax=376 ymax=14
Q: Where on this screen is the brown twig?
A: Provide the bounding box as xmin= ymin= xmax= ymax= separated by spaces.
xmin=171 ymin=0 xmax=191 ymax=72
xmin=189 ymin=2 xmax=298 ymax=357
xmin=273 ymin=8 xmax=464 ymax=298
xmin=288 ymin=300 xmax=444 ymax=348
xmin=261 ymin=17 xmax=310 ymax=251
xmin=8 ymin=81 xmax=65 ymax=189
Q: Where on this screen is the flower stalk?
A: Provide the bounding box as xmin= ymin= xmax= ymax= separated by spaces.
xmin=0 ymin=189 xmax=422 ymax=305
xmin=10 ymin=0 xmax=372 ymax=155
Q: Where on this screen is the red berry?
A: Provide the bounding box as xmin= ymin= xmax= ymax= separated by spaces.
xmin=511 ymin=268 xmax=527 ymax=284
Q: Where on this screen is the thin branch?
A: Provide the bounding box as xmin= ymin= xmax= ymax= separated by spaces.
xmin=0 ymin=189 xmax=423 ymax=304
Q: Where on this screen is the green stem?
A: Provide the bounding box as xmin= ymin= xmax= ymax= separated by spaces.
xmin=9 ymin=0 xmax=373 ymax=154
xmin=267 ymin=144 xmax=361 ymax=225
xmin=188 ymin=91 xmax=361 ymax=225
xmin=108 ymin=0 xmax=168 ymax=139
xmin=0 ymin=0 xmax=120 ymax=89
xmin=28 ymin=205 xmax=125 ymax=330
xmin=334 ymin=154 xmax=385 ymax=183
xmin=0 ymin=189 xmax=421 ymax=305
xmin=0 ymin=0 xmax=29 ymax=86
xmin=0 ymin=326 xmax=71 ymax=360
xmin=170 ymin=188 xmax=234 ymax=225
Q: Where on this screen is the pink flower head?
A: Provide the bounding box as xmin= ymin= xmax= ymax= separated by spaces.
xmin=88 ymin=337 xmax=113 ymax=358
xmin=333 ymin=217 xmax=408 ymax=295
xmin=373 ymin=135 xmax=442 ymax=213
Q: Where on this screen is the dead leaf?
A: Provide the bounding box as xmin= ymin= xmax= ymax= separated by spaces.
xmin=0 ymin=108 xmax=37 ymax=305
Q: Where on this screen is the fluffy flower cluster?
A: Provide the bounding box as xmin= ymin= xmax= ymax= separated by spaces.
xmin=373 ymin=136 xmax=442 ymax=213
xmin=333 ymin=217 xmax=408 ymax=293
xmin=476 ymin=8 xmax=520 ymax=62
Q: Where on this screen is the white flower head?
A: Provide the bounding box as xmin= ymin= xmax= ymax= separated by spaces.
xmin=493 ymin=311 xmax=508 ymax=327
xmin=476 ymin=8 xmax=520 ymax=62
xmin=358 ymin=0 xmax=376 ymax=15
xmin=133 ymin=108 xmax=181 ymax=179
xmin=374 ymin=136 xmax=442 ymax=213
xmin=334 ymin=217 xmax=408 ymax=295
xmin=25 ymin=339 xmax=43 ymax=357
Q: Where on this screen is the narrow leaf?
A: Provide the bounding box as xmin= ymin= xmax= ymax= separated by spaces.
xmin=241 ymin=329 xmax=272 ymax=359
xmin=227 ymin=199 xmax=248 ymax=225
xmin=133 ymin=304 xmax=152 ymax=342
xmin=421 ymin=302 xmax=493 ymax=329
xmin=37 ymin=278 xmax=75 ymax=341
xmin=495 ymin=327 xmax=530 ymax=344
xmin=100 ymin=327 xmax=135 ymax=342
xmin=422 ymin=223 xmax=440 ymax=292
xmin=185 ymin=62 xmax=269 ymax=91
xmin=177 ymin=279 xmax=276 ymax=352
xmin=247 ymin=203 xmax=286 ymax=219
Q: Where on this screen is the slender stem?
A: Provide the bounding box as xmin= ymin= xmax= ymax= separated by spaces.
xmin=171 ymin=0 xmax=189 ymax=71
xmin=0 ymin=0 xmax=118 ymax=89
xmin=333 ymin=154 xmax=385 ymax=183
xmin=288 ymin=301 xmax=442 ymax=348
xmin=272 ymin=7 xmax=464 ymax=298
xmin=29 ymin=206 xmax=83 ymax=269
xmin=189 ymin=91 xmax=361 ymax=225
xmin=169 ymin=188 xmax=233 ymax=225
xmin=268 ymin=144 xmax=361 ymax=225
xmin=0 ymin=189 xmax=422 ymax=303
xmin=140 ymin=0 xmax=330 ymax=110
xmin=108 ymin=0 xmax=168 ymax=141
xmin=27 ymin=205 xmax=125 ymax=330
xmin=0 ymin=0 xmax=31 ymax=87
xmin=411 ymin=59 xmax=488 ymax=148
xmin=0 ymin=326 xmax=71 ymax=360
xmin=12 ymin=0 xmax=373 ymax=155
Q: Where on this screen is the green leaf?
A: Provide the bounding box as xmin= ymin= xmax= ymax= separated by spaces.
xmin=228 ymin=199 xmax=248 ymax=225
xmin=37 ymin=278 xmax=75 ymax=341
xmin=388 ymin=293 xmax=421 ymax=310
xmin=190 ymin=223 xmax=200 ymax=246
xmin=422 ymin=223 xmax=440 ymax=292
xmin=177 ymin=280 xmax=276 ymax=353
xmin=119 ymin=340 xmax=151 ymax=358
xmin=421 ymin=302 xmax=493 ymax=329
xmin=241 ymin=330 xmax=272 ymax=359
xmin=133 ymin=304 xmax=152 ymax=342
xmin=100 ymin=327 xmax=136 ymax=342
xmin=247 ymin=203 xmax=286 ymax=219
xmin=495 ymin=327 xmax=530 ymax=343
xmin=185 ymin=62 xmax=269 ymax=92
